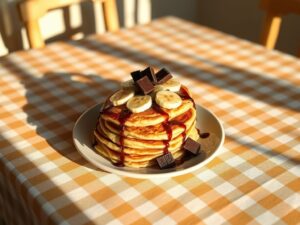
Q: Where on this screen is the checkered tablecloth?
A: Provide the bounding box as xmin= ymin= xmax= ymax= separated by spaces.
xmin=0 ymin=16 xmax=299 ymax=225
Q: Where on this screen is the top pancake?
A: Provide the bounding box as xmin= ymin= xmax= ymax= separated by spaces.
xmin=101 ymin=99 xmax=194 ymax=127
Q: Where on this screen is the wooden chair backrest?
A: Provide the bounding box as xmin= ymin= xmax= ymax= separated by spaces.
xmin=18 ymin=0 xmax=119 ymax=48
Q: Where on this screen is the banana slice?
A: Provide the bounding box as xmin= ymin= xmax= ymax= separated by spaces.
xmin=121 ymin=79 xmax=135 ymax=89
xmin=127 ymin=95 xmax=152 ymax=113
xmin=156 ymin=78 xmax=181 ymax=92
xmin=155 ymin=91 xmax=182 ymax=109
xmin=110 ymin=88 xmax=134 ymax=106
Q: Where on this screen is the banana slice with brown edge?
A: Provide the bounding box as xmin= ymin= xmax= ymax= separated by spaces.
xmin=155 ymin=91 xmax=182 ymax=109
xmin=127 ymin=95 xmax=152 ymax=113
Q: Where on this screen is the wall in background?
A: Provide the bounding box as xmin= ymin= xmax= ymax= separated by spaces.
xmin=0 ymin=0 xmax=299 ymax=57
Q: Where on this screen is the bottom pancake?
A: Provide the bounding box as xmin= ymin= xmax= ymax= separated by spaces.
xmin=94 ymin=143 xmax=185 ymax=168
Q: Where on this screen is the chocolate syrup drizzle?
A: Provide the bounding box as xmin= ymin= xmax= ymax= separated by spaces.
xmin=151 ymin=86 xmax=197 ymax=156
xmin=101 ymin=101 xmax=132 ymax=167
xmin=180 ymin=87 xmax=210 ymax=139
xmin=162 ymin=123 xmax=172 ymax=154
xmin=114 ymin=108 xmax=132 ymax=166
xmin=179 ymin=86 xmax=195 ymax=108
xmin=152 ymin=102 xmax=188 ymax=155
xmin=169 ymin=121 xmax=187 ymax=140
xmin=152 ymin=103 xmax=171 ymax=154
xmin=98 ymin=85 xmax=198 ymax=166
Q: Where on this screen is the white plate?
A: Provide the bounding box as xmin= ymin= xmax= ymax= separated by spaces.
xmin=73 ymin=103 xmax=225 ymax=179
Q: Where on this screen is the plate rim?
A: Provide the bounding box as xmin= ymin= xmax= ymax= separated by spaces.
xmin=73 ymin=103 xmax=225 ymax=179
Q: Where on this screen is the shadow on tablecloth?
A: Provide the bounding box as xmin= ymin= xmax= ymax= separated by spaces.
xmin=23 ymin=71 xmax=120 ymax=170
xmin=1 ymin=58 xmax=120 ymax=169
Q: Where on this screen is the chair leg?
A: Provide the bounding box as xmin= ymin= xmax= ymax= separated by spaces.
xmin=260 ymin=12 xmax=282 ymax=50
xmin=25 ymin=19 xmax=45 ymax=49
xmin=102 ymin=0 xmax=120 ymax=32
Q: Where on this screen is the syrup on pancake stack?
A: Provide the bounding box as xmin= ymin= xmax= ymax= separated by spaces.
xmin=93 ymin=67 xmax=201 ymax=168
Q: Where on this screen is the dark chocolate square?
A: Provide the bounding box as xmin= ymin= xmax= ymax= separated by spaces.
xmin=155 ymin=68 xmax=172 ymax=84
xmin=156 ymin=152 xmax=175 ymax=169
xmin=136 ymin=76 xmax=154 ymax=95
xmin=183 ymin=138 xmax=201 ymax=155
xmin=141 ymin=67 xmax=157 ymax=83
xmin=131 ymin=70 xmax=143 ymax=82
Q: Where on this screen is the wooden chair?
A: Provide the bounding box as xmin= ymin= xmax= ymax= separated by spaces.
xmin=260 ymin=0 xmax=300 ymax=50
xmin=18 ymin=0 xmax=119 ymax=49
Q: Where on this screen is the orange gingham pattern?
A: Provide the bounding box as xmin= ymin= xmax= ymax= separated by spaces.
xmin=0 ymin=17 xmax=300 ymax=225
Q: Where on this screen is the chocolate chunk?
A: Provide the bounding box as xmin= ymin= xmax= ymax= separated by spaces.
xmin=155 ymin=68 xmax=172 ymax=84
xmin=136 ymin=76 xmax=154 ymax=95
xmin=131 ymin=70 xmax=143 ymax=82
xmin=200 ymin=132 xmax=210 ymax=139
xmin=141 ymin=67 xmax=157 ymax=83
xmin=156 ymin=152 xmax=175 ymax=169
xmin=183 ymin=138 xmax=201 ymax=155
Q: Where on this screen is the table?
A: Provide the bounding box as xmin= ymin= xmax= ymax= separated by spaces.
xmin=0 ymin=16 xmax=299 ymax=225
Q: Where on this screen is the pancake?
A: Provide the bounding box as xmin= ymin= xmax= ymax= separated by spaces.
xmin=92 ymin=70 xmax=201 ymax=168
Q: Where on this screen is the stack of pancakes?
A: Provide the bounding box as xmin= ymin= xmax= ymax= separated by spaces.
xmin=93 ymin=95 xmax=199 ymax=168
